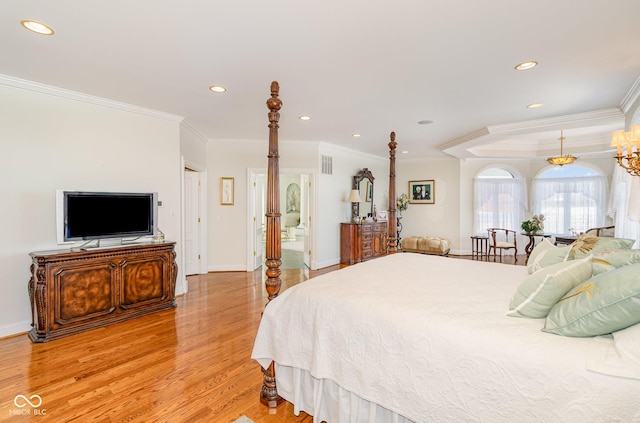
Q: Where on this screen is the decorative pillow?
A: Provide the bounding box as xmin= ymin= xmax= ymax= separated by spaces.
xmin=527 ymin=238 xmax=572 ymax=274
xmin=543 ymin=263 xmax=640 ymax=337
xmin=507 ymin=256 xmax=592 ymax=318
xmin=592 ymin=249 xmax=640 ymax=275
xmin=570 ymin=235 xmax=635 ymax=259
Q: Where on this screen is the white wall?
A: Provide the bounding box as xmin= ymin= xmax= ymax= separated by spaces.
xmin=180 ymin=122 xmax=208 ymax=170
xmin=316 ymin=144 xmax=388 ymax=268
xmin=206 ymin=139 xmax=388 ymax=270
xmin=0 ymin=79 xmax=183 ymax=338
xmin=396 ymin=157 xmax=462 ymax=251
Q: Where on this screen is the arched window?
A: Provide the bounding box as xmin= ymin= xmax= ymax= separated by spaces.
xmin=473 ymin=167 xmax=527 ymax=234
xmin=532 ymin=164 xmax=608 ymax=235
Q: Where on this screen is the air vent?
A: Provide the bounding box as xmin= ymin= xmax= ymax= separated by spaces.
xmin=322 ymin=155 xmax=333 ymax=175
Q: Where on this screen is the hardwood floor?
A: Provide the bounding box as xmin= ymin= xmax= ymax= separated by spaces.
xmin=0 ymin=254 xmax=522 ymax=422
xmin=0 ymin=266 xmax=338 ymax=422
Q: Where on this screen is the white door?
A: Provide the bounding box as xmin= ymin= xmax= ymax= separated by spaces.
xmin=253 ymin=174 xmax=265 ymax=270
xmin=184 ymin=170 xmax=200 ymax=275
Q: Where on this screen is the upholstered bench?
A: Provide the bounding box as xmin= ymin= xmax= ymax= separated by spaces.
xmin=402 ymin=236 xmax=450 ymax=256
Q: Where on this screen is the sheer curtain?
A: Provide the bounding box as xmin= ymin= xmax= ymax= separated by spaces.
xmin=531 ymin=175 xmax=608 ymax=234
xmin=473 ymin=177 xmax=527 ymax=234
xmin=608 ymin=164 xmax=640 ymax=248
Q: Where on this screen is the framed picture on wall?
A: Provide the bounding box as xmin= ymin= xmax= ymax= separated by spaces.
xmin=408 ymin=180 xmax=435 ymax=204
xmin=220 ymin=177 xmax=234 ymax=205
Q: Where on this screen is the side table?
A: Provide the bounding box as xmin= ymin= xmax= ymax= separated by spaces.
xmin=555 ymin=235 xmax=577 ymax=246
xmin=471 ymin=234 xmax=488 ymax=260
xmin=523 ymin=233 xmax=552 ymax=264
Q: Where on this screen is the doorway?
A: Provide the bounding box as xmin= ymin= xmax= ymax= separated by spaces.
xmin=247 ymin=168 xmax=314 ymax=271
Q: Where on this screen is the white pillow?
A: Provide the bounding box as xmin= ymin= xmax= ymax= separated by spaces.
xmin=527 ymin=238 xmax=572 ymax=274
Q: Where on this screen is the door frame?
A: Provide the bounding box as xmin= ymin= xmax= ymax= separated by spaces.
xmin=182 ymin=159 xmax=208 ymax=283
xmin=246 ymin=167 xmax=316 ymax=271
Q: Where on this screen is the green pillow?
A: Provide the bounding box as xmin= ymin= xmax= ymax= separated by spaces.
xmin=592 ymin=249 xmax=640 ymax=275
xmin=570 ymin=235 xmax=635 ymax=259
xmin=527 ymin=238 xmax=572 ymax=274
xmin=507 ymin=256 xmax=592 ymax=318
xmin=543 ymin=263 xmax=640 ymax=337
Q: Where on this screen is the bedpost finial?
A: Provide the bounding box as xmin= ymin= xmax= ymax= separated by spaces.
xmin=267 ymin=81 xmax=282 ymax=111
xmin=389 ymin=131 xmax=397 ymax=151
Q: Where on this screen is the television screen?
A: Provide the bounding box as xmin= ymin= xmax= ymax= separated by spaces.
xmin=57 ymin=191 xmax=158 ymax=242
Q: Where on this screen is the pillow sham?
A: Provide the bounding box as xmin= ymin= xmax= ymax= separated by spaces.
xmin=507 ymin=256 xmax=592 ymax=318
xmin=543 ymin=263 xmax=640 ymax=337
xmin=570 ymin=235 xmax=635 ymax=259
xmin=592 ymin=249 xmax=640 ymax=275
xmin=527 ymin=238 xmax=572 ymax=274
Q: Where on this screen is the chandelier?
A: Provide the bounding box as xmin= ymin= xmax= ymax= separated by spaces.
xmin=546 ymin=130 xmax=577 ymax=166
xmin=611 ymin=124 xmax=640 ymax=177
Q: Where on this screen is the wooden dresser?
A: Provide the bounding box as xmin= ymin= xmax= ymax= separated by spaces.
xmin=340 ymin=221 xmax=388 ymax=265
xmin=28 ymin=242 xmax=177 ymax=342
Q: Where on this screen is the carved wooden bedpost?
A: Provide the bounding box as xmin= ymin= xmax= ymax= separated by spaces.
xmin=261 ymin=81 xmax=284 ymax=408
xmin=387 ymin=131 xmax=398 ymax=253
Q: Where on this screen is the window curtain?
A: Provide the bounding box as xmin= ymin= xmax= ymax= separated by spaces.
xmin=531 ymin=175 xmax=608 ymax=234
xmin=473 ymin=178 xmax=527 ymax=234
xmin=608 ymin=165 xmax=640 ymax=248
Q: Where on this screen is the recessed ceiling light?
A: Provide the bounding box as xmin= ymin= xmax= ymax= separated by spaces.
xmin=401 ymin=150 xmax=409 ymax=154
xmin=21 ymin=20 xmax=55 ymax=35
xmin=515 ymin=61 xmax=538 ymax=71
xmin=352 ymin=133 xmax=361 ymax=138
xmin=299 ymin=116 xmax=311 ymax=121
xmin=527 ymin=103 xmax=544 ymax=109
xmin=417 ymin=120 xmax=433 ymax=125
xmin=209 ymin=86 xmax=226 ymax=93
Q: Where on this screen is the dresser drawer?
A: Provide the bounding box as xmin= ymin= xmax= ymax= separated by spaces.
xmin=373 ymin=222 xmax=387 ymax=232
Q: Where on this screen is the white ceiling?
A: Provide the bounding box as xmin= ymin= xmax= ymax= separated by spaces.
xmin=3 ymin=0 xmax=640 ymax=160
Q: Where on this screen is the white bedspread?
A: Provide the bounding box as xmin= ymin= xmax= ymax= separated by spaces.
xmin=252 ymin=253 xmax=640 ymax=422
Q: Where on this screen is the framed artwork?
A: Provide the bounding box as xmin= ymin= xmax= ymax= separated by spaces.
xmin=408 ymin=180 xmax=435 ymax=204
xmin=220 ymin=177 xmax=234 ymax=205
xmin=376 ymin=210 xmax=388 ymax=221
xmin=366 ymin=181 xmax=373 ymax=202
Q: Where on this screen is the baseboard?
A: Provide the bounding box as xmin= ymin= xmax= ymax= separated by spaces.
xmin=0 ymin=321 xmax=31 ymax=340
xmin=208 ymin=264 xmax=247 ymax=272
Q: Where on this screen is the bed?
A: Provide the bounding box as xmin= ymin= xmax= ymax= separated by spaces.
xmin=252 ymin=81 xmax=640 ymax=422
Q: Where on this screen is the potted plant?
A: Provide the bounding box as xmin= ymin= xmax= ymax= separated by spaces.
xmin=521 ymin=214 xmax=545 ymax=234
xmin=396 ymin=193 xmax=409 ymax=215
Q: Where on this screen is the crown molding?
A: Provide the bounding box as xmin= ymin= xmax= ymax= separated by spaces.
xmin=439 ymin=108 xmax=625 ymax=159
xmin=180 ymin=119 xmax=209 ymax=144
xmin=0 ymin=74 xmax=184 ymax=123
xmin=620 ymin=76 xmax=640 ymax=114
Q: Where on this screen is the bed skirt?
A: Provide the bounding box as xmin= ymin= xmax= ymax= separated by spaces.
xmin=276 ymin=364 xmax=415 ymax=423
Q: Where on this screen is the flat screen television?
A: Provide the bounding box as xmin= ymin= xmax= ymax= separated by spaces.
xmin=56 ymin=190 xmax=158 ymax=244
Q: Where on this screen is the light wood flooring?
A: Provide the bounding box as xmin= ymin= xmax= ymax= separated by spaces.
xmin=0 ymin=254 xmax=523 ymax=422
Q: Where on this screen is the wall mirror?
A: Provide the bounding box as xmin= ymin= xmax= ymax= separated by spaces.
xmin=353 ymin=168 xmax=374 ymax=219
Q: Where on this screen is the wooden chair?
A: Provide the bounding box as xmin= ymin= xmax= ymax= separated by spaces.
xmin=585 ymin=225 xmax=615 ymax=237
xmin=487 ymin=228 xmax=518 ymax=264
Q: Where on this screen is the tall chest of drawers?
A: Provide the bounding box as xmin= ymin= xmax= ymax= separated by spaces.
xmin=340 ymin=222 xmax=388 ymax=265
